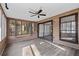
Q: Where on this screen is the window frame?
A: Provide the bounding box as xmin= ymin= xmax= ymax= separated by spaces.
xmin=59 ymin=13 xmax=78 ymax=44
xmin=0 ymin=8 xmax=2 ymax=41
xmin=8 ymin=19 xmax=37 ymax=36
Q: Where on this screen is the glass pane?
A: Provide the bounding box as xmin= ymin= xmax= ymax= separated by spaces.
xmin=9 ymin=20 xmax=16 ymax=36
xmin=62 ymin=23 xmax=66 ymax=30
xmin=72 ymin=22 xmax=76 ymax=30
xmin=44 ymin=22 xmax=51 ymax=36
xmin=61 ymin=24 xmax=63 ymax=30
xmin=61 ymin=31 xmax=66 ymax=33
xmin=0 ymin=9 xmax=1 ymax=40
xmin=21 ymin=21 xmax=27 ymax=34
xmin=66 ymin=23 xmax=71 ymax=33
xmin=61 ymin=15 xmax=75 ymax=22
xmin=34 ymin=23 xmax=37 ymax=32
xmin=28 ymin=22 xmax=32 ymax=34
xmin=32 ymin=23 xmax=35 ymax=33
xmin=66 ymin=23 xmax=71 ymax=31
xmin=39 ymin=24 xmax=44 ymax=37
xmin=16 ymin=21 xmax=21 ymax=35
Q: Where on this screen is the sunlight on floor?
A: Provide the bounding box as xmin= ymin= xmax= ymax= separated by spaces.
xmin=31 ymin=44 xmax=41 ymax=56
xmin=22 ymin=40 xmax=66 ymax=56
xmin=22 ymin=44 xmax=41 ymax=56
xmin=40 ymin=42 xmax=45 ymax=44
xmin=52 ymin=44 xmax=66 ymax=51
xmin=22 ymin=46 xmax=33 ymax=56
xmin=45 ymin=40 xmax=66 ymax=51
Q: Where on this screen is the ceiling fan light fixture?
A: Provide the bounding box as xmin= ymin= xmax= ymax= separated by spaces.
xmin=5 ymin=3 xmax=9 ymax=10
xmin=28 ymin=8 xmax=46 ymax=18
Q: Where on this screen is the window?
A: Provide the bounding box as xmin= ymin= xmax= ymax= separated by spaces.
xmin=31 ymin=23 xmax=37 ymax=33
xmin=32 ymin=23 xmax=35 ymax=33
xmin=8 ymin=20 xmax=16 ymax=36
xmin=0 ymin=8 xmax=7 ymax=41
xmin=59 ymin=13 xmax=78 ymax=44
xmin=34 ymin=23 xmax=37 ymax=32
xmin=21 ymin=21 xmax=27 ymax=34
xmin=16 ymin=21 xmax=22 ymax=35
xmin=28 ymin=22 xmax=32 ymax=34
xmin=8 ymin=20 xmax=37 ymax=36
xmin=0 ymin=9 xmax=1 ymax=41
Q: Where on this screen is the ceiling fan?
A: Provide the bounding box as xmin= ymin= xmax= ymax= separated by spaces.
xmin=29 ymin=8 xmax=46 ymax=18
xmin=5 ymin=3 xmax=9 ymax=10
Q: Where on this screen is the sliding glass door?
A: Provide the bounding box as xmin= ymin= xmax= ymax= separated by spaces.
xmin=44 ymin=22 xmax=51 ymax=36
xmin=38 ymin=20 xmax=53 ymax=41
xmin=39 ymin=24 xmax=44 ymax=37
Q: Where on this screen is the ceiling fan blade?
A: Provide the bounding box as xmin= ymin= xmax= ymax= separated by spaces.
xmin=5 ymin=3 xmax=9 ymax=9
xmin=39 ymin=14 xmax=46 ymax=16
xmin=37 ymin=9 xmax=42 ymax=14
xmin=38 ymin=15 xmax=40 ymax=18
xmin=29 ymin=11 xmax=36 ymax=14
xmin=30 ymin=14 xmax=37 ymax=17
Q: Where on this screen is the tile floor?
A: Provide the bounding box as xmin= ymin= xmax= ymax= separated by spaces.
xmin=2 ymin=38 xmax=79 ymax=56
